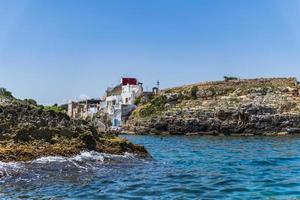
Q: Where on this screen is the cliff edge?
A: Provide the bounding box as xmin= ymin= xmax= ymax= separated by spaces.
xmin=126 ymin=77 xmax=300 ymax=136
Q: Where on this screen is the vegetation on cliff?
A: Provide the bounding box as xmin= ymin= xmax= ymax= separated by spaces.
xmin=0 ymin=88 xmax=13 ymax=98
xmin=0 ymin=89 xmax=148 ymax=162
xmin=132 ymin=95 xmax=167 ymax=118
xmin=43 ymin=104 xmax=65 ymax=113
xmin=127 ymin=77 xmax=300 ymax=136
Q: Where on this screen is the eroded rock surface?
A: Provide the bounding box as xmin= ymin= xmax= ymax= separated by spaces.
xmin=126 ymin=78 xmax=300 ymax=136
xmin=0 ymin=94 xmax=148 ymax=162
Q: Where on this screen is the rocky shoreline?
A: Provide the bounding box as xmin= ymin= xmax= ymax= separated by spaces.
xmin=125 ymin=78 xmax=300 ymax=136
xmin=0 ymin=91 xmax=148 ymax=162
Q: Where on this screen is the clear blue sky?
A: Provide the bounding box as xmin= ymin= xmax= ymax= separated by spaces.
xmin=1 ymin=0 xmax=300 ymax=104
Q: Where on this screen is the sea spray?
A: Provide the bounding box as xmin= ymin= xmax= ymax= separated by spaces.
xmin=0 ymin=151 xmax=146 ymax=179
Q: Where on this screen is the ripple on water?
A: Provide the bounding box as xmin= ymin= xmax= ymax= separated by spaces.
xmin=1 ymin=135 xmax=300 ymax=199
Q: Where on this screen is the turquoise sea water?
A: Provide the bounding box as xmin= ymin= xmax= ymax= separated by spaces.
xmin=1 ymin=135 xmax=300 ymax=199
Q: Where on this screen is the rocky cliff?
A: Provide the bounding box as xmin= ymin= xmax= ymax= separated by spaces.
xmin=126 ymin=77 xmax=300 ymax=136
xmin=0 ymin=90 xmax=148 ymax=162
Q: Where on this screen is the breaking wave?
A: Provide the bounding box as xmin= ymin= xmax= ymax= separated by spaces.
xmin=0 ymin=161 xmax=22 ymax=178
xmin=0 ymin=151 xmax=145 ymax=179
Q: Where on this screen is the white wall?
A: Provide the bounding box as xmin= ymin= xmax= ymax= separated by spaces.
xmin=105 ymin=83 xmax=142 ymax=127
xmin=121 ymin=84 xmax=142 ymax=105
xmin=106 ymin=95 xmax=122 ymax=115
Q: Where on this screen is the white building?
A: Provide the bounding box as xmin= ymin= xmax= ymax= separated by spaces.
xmin=68 ymin=99 xmax=104 ymax=119
xmin=105 ymin=78 xmax=143 ymax=127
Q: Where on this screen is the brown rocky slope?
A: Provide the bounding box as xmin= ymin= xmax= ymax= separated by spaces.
xmin=0 ymin=89 xmax=148 ymax=162
xmin=126 ymin=77 xmax=300 ymax=136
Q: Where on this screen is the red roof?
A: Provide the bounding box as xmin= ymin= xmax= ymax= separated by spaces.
xmin=122 ymin=78 xmax=137 ymax=86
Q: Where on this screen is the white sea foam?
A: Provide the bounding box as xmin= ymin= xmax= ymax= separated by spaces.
xmin=72 ymin=151 xmax=105 ymax=162
xmin=0 ymin=161 xmax=22 ymax=170
xmin=30 ymin=151 xmax=137 ymax=164
xmin=0 ymin=151 xmax=140 ymax=177
xmin=32 ymin=156 xmax=68 ymax=164
xmin=29 ymin=151 xmax=133 ymax=164
xmin=0 ymin=161 xmax=22 ymax=177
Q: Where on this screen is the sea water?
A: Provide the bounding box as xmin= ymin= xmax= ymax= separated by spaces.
xmin=1 ymin=135 xmax=300 ymax=199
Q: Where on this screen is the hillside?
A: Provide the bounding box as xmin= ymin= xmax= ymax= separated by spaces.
xmin=0 ymin=88 xmax=148 ymax=162
xmin=126 ymin=77 xmax=300 ymax=135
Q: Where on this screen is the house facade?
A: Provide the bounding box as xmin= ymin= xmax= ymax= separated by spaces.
xmin=106 ymin=78 xmax=143 ymax=127
xmin=67 ymin=77 xmax=149 ymax=128
xmin=67 ymin=99 xmax=106 ymax=119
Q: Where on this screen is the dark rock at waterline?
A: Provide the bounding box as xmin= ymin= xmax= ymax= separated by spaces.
xmin=0 ymin=96 xmax=149 ymax=162
xmin=128 ymin=109 xmax=300 ymax=136
xmin=126 ymin=78 xmax=300 ymax=136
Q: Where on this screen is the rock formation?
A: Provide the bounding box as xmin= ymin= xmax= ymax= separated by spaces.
xmin=0 ymin=90 xmax=148 ymax=162
xmin=126 ymin=78 xmax=300 ymax=136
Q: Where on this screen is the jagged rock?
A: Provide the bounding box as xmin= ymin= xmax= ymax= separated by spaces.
xmin=0 ymin=95 xmax=149 ymax=162
xmin=126 ymin=78 xmax=300 ymax=136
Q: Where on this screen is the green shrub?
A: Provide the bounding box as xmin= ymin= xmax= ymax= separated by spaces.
xmin=152 ymin=95 xmax=167 ymax=108
xmin=134 ymin=97 xmax=141 ymax=105
xmin=24 ymin=99 xmax=37 ymax=106
xmin=191 ymin=86 xmax=198 ymax=99
xmin=0 ymin=88 xmax=13 ymax=98
xmin=138 ymin=95 xmax=167 ymax=118
xmin=178 ymin=92 xmax=185 ymax=100
xmin=43 ymin=104 xmax=65 ymax=113
xmin=224 ymin=76 xmax=239 ymax=81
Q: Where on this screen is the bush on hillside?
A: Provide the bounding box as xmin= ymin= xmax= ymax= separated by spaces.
xmin=224 ymin=76 xmax=239 ymax=81
xmin=43 ymin=104 xmax=65 ymax=113
xmin=134 ymin=97 xmax=141 ymax=106
xmin=24 ymin=99 xmax=37 ymax=106
xmin=191 ymin=86 xmax=198 ymax=99
xmin=0 ymin=88 xmax=13 ymax=98
xmin=138 ymin=95 xmax=167 ymax=118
